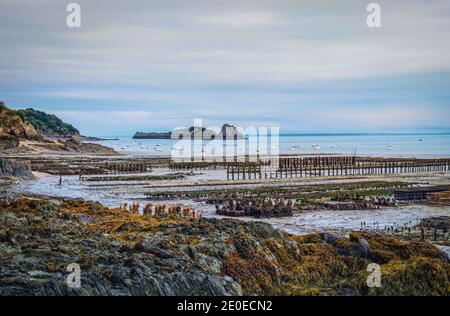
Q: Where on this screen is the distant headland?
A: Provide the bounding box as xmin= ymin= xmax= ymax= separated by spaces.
xmin=0 ymin=101 xmax=117 ymax=154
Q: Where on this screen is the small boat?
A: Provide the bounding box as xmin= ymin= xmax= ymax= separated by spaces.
xmin=153 ymin=145 xmax=162 ymax=151
xmin=386 ymin=145 xmax=393 ymax=150
xmin=312 ymin=144 xmax=322 ymax=150
xmin=172 ymin=145 xmax=184 ymax=151
xmin=289 ymin=146 xmax=297 ymax=151
xmin=418 ymin=138 xmax=423 ymax=142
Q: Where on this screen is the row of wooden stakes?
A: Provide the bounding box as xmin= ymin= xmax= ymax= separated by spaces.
xmin=119 ymin=202 xmax=204 ymax=219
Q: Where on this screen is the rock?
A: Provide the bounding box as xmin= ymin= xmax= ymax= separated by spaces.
xmin=420 ymin=216 xmax=450 ymax=230
xmin=136 ymin=124 xmax=244 ymax=140
xmin=0 ymin=102 xmax=39 ymax=140
xmin=0 ymin=135 xmax=19 ymax=150
xmin=0 ymin=158 xmax=33 ymax=179
xmin=357 ymin=238 xmax=370 ymax=258
xmin=134 ymin=240 xmax=174 ymax=259
xmin=62 ymin=139 xmax=117 ymax=154
xmin=321 ymin=232 xmax=340 ymax=245
xmin=0 ymin=197 xmax=448 ymax=296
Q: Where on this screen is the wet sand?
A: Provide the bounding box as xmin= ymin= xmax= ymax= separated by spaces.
xmin=13 ymin=169 xmax=450 ymax=238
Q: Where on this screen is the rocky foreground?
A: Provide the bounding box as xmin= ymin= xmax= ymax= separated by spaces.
xmin=0 ymin=158 xmax=33 ymax=180
xmin=0 ymin=197 xmax=449 ymax=296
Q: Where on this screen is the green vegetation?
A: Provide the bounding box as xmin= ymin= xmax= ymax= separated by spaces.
xmin=0 ymin=101 xmax=25 ymax=120
xmin=0 ymin=102 xmax=79 ymax=139
xmin=19 ymin=108 xmax=79 ymax=137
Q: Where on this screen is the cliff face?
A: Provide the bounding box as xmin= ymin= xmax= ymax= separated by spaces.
xmin=0 ymin=197 xmax=448 ymax=296
xmin=0 ymin=102 xmax=116 ymax=154
xmin=0 ymin=102 xmax=81 ymax=140
xmin=0 ymin=102 xmax=39 ymax=140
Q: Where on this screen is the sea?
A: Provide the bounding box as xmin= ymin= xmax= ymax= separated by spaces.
xmin=93 ymin=132 xmax=450 ymax=158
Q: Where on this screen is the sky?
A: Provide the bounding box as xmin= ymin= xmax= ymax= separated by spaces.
xmin=0 ymin=0 xmax=449 ymax=136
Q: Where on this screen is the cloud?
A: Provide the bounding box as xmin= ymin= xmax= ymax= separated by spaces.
xmin=0 ymin=0 xmax=449 ymax=134
xmin=193 ymin=12 xmax=279 ymax=27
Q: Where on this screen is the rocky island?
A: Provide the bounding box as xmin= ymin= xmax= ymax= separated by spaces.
xmin=133 ymin=131 xmax=171 ymax=139
xmin=134 ymin=124 xmax=244 ymax=140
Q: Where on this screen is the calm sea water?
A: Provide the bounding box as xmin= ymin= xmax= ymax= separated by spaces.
xmin=93 ymin=133 xmax=450 ymax=158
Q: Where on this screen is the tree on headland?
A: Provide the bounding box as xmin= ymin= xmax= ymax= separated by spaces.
xmin=18 ymin=108 xmax=80 ymax=137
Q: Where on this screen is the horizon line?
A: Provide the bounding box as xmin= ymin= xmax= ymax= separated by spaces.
xmin=89 ymin=131 xmax=450 ymax=138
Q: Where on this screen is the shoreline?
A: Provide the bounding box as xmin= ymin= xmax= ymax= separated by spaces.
xmin=9 ymin=170 xmax=450 ymax=239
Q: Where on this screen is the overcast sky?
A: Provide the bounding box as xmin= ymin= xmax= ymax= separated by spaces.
xmin=1 ymin=0 xmax=449 ymax=136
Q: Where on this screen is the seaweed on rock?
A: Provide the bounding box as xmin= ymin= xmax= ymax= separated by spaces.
xmin=0 ymin=197 xmax=448 ymax=296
